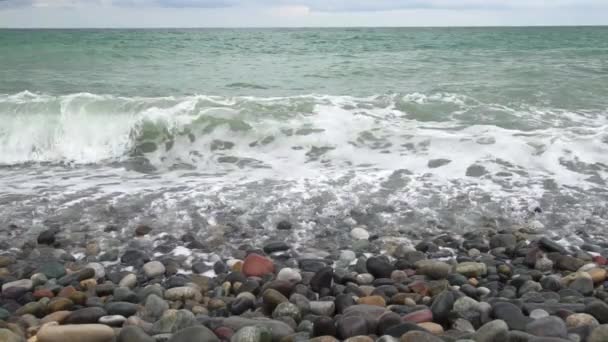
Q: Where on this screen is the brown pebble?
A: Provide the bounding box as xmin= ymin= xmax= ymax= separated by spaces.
xmin=357 ymin=295 xmax=386 ymax=307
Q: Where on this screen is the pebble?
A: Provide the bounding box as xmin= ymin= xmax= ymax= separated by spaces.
xmin=566 ymin=313 xmax=600 ymax=328
xmin=475 ymin=320 xmax=509 ymax=342
xmin=415 ymin=260 xmax=451 ymax=280
xmin=350 ymin=228 xmax=370 ymax=240
xmin=119 ymin=273 xmax=137 ymax=288
xmin=37 ymin=324 xmax=114 ymax=342
xmin=276 ymin=268 xmax=302 ymax=283
xmin=455 ymin=262 xmax=487 ymax=278
xmin=1 ymin=279 xmax=33 ymax=292
xmin=525 ymin=316 xmax=568 ymax=338
xmin=143 ymin=261 xmax=166 ymax=278
xmin=242 ymin=254 xmax=275 ymax=277
xmin=167 ymin=325 xmax=219 ymax=342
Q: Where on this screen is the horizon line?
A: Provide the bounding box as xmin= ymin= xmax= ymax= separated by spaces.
xmin=1 ymin=24 xmax=607 ymax=29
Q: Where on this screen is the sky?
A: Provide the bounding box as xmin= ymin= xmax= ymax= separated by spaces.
xmin=0 ymin=0 xmax=607 ymax=27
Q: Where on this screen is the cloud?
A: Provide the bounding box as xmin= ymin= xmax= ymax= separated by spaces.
xmin=2 ymin=0 xmax=608 ymax=12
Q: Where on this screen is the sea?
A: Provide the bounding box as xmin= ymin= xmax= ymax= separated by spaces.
xmin=1 ymin=27 xmax=607 ymax=253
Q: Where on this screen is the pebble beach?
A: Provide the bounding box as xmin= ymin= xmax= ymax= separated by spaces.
xmin=1 ymin=223 xmax=608 ymax=342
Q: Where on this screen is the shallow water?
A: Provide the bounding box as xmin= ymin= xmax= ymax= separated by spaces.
xmin=0 ymin=27 xmax=607 ymax=251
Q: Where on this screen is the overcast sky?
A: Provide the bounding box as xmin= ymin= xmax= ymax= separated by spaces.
xmin=1 ymin=0 xmax=607 ymax=27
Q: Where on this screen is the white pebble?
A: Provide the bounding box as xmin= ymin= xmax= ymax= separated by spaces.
xmin=350 ymin=227 xmax=370 ymax=240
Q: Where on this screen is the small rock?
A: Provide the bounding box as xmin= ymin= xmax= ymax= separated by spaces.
xmin=273 ymin=302 xmax=301 ymax=322
xmin=309 ymin=301 xmax=335 ymax=317
xmin=276 ymin=268 xmax=302 ymax=283
xmin=415 ymin=260 xmax=451 ymax=280
xmin=118 ymin=326 xmax=155 ymax=342
xmin=231 ymin=326 xmax=272 ymax=342
xmin=357 ymin=295 xmax=386 ymax=307
xmin=167 ymin=325 xmax=219 ymax=342
xmin=589 ymin=325 xmax=608 ymax=342
xmin=417 ymin=322 xmax=443 ymax=335
xmin=37 ymin=324 xmax=114 ymax=342
xmin=118 ymin=273 xmax=137 ymax=288
xmin=525 ymin=316 xmax=568 ymax=338
xmin=475 ymin=320 xmax=509 ymax=342
xmin=277 ymin=220 xmax=292 ymax=230
xmin=143 ymin=261 xmax=166 ymax=278
xmin=310 ymin=267 xmax=333 ymax=293
xmin=455 ymin=262 xmax=487 ymax=278
xmin=337 ymin=315 xmax=368 ymax=339
xmin=242 ymin=254 xmax=275 ymax=277
xmin=37 ymin=230 xmax=57 ymax=245
xmin=1 ymin=279 xmax=33 ymax=292
xmin=64 ymin=307 xmax=107 ymax=324
xmin=538 ymin=237 xmax=567 ymax=254
xmin=400 ymin=331 xmax=443 ymax=342
xmin=566 ymin=313 xmax=600 ymax=328
xmin=366 ymin=256 xmax=394 ymax=279
xmin=99 ymin=315 xmax=126 ymax=327
xmin=529 ymin=309 xmax=550 ymax=320
xmin=350 ymin=227 xmax=370 ymax=240
xmin=135 ymin=224 xmax=152 ymax=236
xmin=164 ymin=287 xmax=199 ymax=301
xmin=0 ymin=328 xmax=24 ymax=342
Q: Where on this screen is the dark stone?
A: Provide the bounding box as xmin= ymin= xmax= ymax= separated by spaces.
xmin=585 ymin=301 xmax=608 ymax=324
xmin=523 ymin=303 xmax=585 ymax=316
xmin=230 ymin=297 xmax=254 ymax=315
xmin=336 ymin=315 xmax=368 ymax=339
xmin=277 ymin=221 xmax=292 ymax=230
xmin=538 ymin=237 xmax=567 ymax=254
xmin=299 ymin=259 xmax=328 ymax=273
xmin=490 ymin=234 xmax=517 ymax=249
xmin=118 ymin=326 xmax=155 ymax=342
xmin=167 ymin=325 xmax=219 ymax=342
xmin=310 ymin=267 xmax=333 ymax=293
xmin=105 ymin=302 xmax=139 ymax=317
xmin=556 ymin=256 xmax=585 ymax=272
xmin=213 ymin=261 xmax=229 ymax=274
xmin=313 ymin=316 xmax=336 ymax=337
xmin=377 ymin=311 xmax=402 ymax=335
xmin=135 ymin=224 xmax=152 ymax=236
xmin=366 ymin=256 xmax=394 ymax=279
xmin=191 ymin=262 xmax=211 ymax=274
xmin=492 ymin=302 xmax=530 ymax=331
xmin=430 ymin=290 xmax=454 ymax=324
xmin=540 ymin=276 xmax=562 ymax=292
xmin=569 ymin=276 xmax=594 ymax=296
xmin=121 ymin=250 xmax=150 ymax=267
xmin=263 ymin=242 xmax=290 ymax=254
xmin=64 ymin=307 xmax=107 ymax=324
xmin=37 ymin=261 xmax=66 ymax=279
xmin=334 ymin=294 xmax=356 ymax=314
xmin=384 ymin=322 xmax=428 ymax=338
xmin=37 ymin=229 xmax=57 ymax=245
xmin=57 ymin=267 xmax=96 ymax=286
xmin=525 ymin=316 xmax=568 ymax=338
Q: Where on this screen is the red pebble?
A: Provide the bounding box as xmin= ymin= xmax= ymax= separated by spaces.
xmin=214 ymin=326 xmax=234 ymax=341
xmin=593 ymin=255 xmax=607 ymax=266
xmin=33 ymin=289 xmax=55 ymax=299
xmin=242 ymin=253 xmax=275 ymax=277
xmin=408 ymin=280 xmax=430 ymax=296
xmin=402 ymin=308 xmax=433 ymax=323
xmin=57 ymin=286 xmax=76 ymax=298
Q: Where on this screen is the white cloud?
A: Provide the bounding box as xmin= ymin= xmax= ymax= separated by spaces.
xmin=0 ymin=0 xmax=607 ymax=27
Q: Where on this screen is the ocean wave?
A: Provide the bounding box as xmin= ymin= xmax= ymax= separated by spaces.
xmin=0 ymin=91 xmax=606 ymax=191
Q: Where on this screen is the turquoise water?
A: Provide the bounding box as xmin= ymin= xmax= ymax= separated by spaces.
xmin=0 ymin=27 xmax=607 ymax=249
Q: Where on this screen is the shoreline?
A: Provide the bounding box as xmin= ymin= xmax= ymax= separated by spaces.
xmin=0 ymin=223 xmax=608 ymax=341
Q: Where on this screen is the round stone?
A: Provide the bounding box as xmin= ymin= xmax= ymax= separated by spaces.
xmin=350 ymin=228 xmax=370 ymax=240
xmin=276 ymin=268 xmax=302 ymax=283
xmin=143 ymin=261 xmax=166 ymax=278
